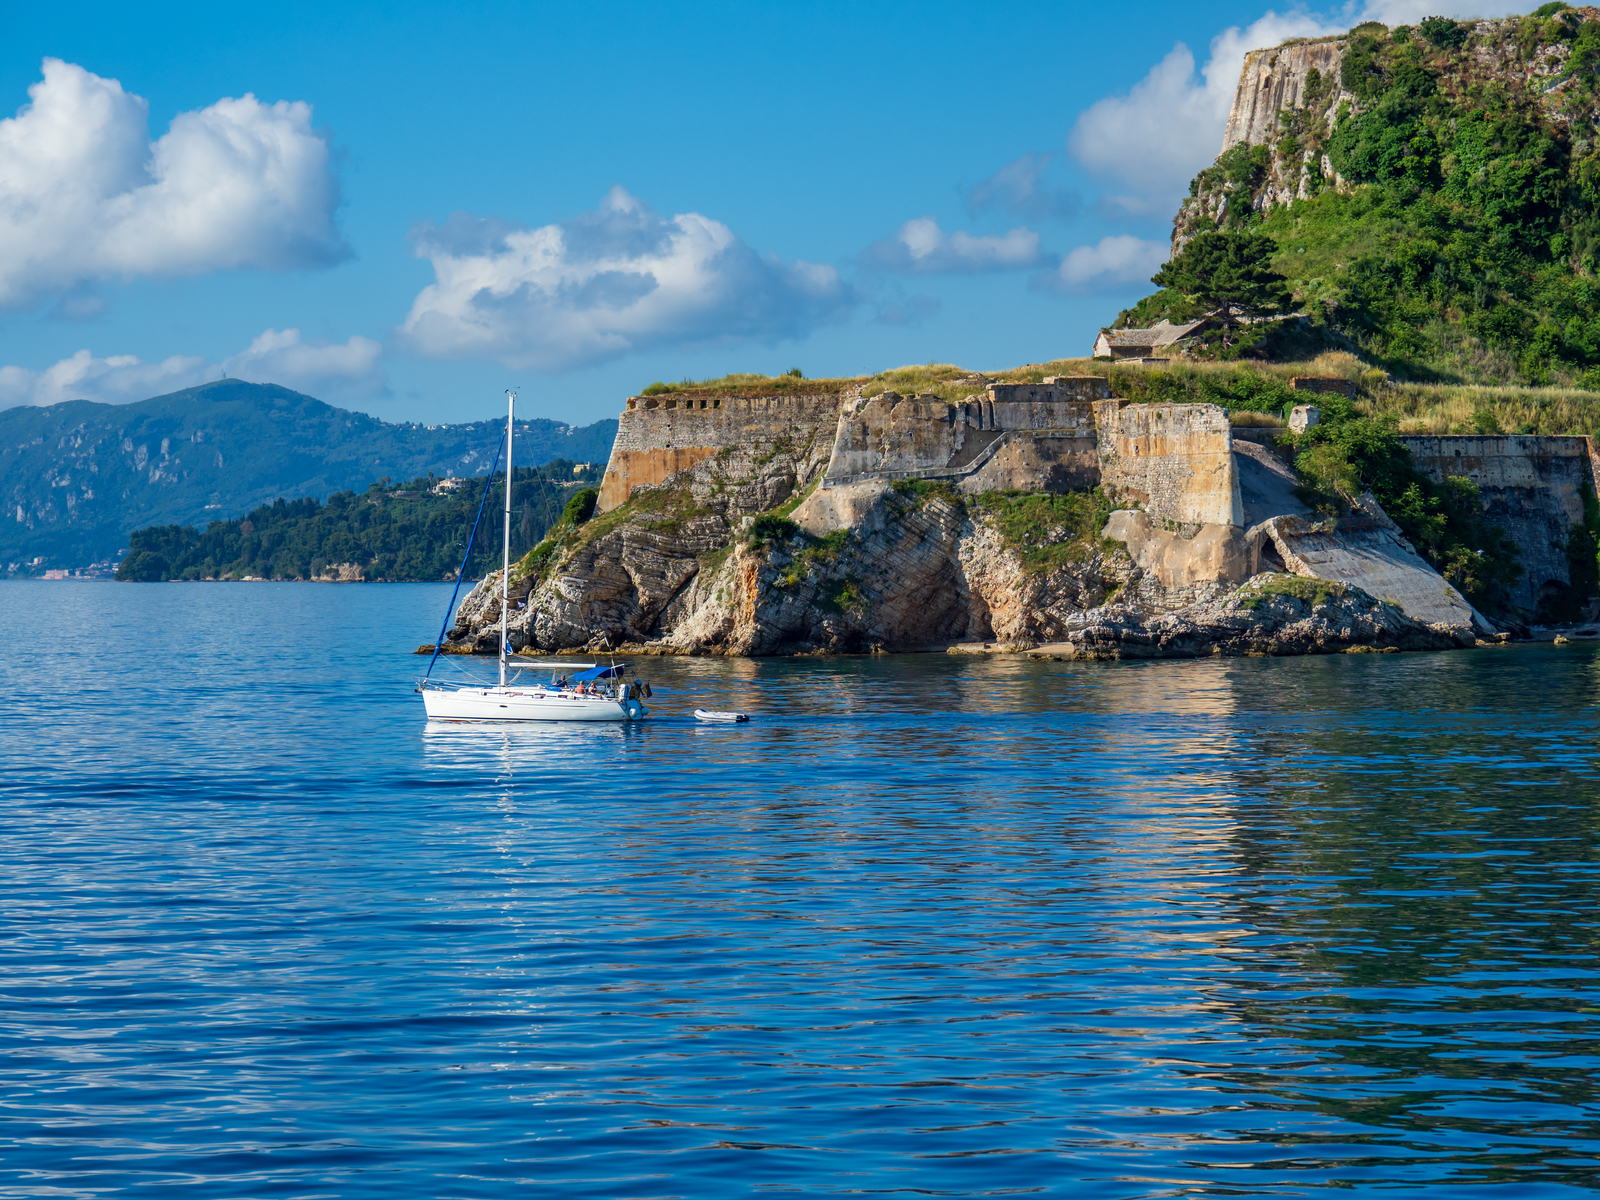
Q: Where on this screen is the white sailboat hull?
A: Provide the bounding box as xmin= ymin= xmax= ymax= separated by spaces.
xmin=422 ymin=686 xmax=646 ymax=723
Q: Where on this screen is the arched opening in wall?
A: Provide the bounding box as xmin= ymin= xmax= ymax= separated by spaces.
xmin=1536 ymin=577 xmax=1584 ymax=624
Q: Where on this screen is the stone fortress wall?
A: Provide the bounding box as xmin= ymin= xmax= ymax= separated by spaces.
xmin=1093 ymin=401 xmax=1243 ymax=528
xmin=1401 ymin=435 xmax=1598 ymax=613
xmin=595 ymin=381 xmax=1600 ymax=627
xmin=819 ymin=376 xmax=1105 ymax=494
xmin=597 ymin=391 xmax=843 ymax=513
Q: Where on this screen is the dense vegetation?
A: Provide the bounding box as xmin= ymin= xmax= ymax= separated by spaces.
xmin=116 ymin=462 xmax=601 ymax=582
xmin=1283 ymin=395 xmax=1525 ymax=612
xmin=1122 ymin=6 xmax=1600 ymax=386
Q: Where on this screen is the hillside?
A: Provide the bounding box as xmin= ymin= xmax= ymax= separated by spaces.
xmin=116 ymin=462 xmax=601 ymax=583
xmin=1120 ymin=5 xmax=1600 ymax=386
xmin=0 ymin=380 xmax=617 ymax=572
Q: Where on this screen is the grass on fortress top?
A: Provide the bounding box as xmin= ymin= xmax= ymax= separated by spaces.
xmin=637 ymin=356 xmax=1600 ymax=435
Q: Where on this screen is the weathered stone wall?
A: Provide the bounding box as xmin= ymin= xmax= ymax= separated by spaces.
xmin=1401 ymin=434 xmax=1597 ymax=616
xmin=597 ymin=392 xmax=843 ymax=512
xmin=819 ymin=376 xmax=1107 ymax=491
xmin=1094 ymin=401 xmax=1243 ymax=527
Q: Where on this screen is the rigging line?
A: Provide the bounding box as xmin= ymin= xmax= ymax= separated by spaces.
xmin=423 ymin=435 xmax=506 ymax=683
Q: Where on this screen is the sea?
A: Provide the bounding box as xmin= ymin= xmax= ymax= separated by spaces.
xmin=2 ymin=579 xmax=1598 ymax=1198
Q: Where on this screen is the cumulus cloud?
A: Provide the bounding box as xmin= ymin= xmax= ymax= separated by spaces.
xmin=1035 ymin=235 xmax=1169 ymax=294
xmin=1067 ymin=1 xmax=1523 ymax=212
xmin=221 ymin=329 xmax=385 ymax=395
xmin=864 ymin=217 xmax=1044 ymax=274
xmin=966 ymin=153 xmax=1079 ymax=221
xmin=400 ymin=186 xmax=850 ymax=371
xmin=0 ymin=58 xmax=346 ymax=310
xmin=0 ymin=330 xmax=385 ymax=408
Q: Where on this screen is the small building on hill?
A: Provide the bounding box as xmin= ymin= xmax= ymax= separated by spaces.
xmin=1092 ymin=318 xmax=1208 ymax=360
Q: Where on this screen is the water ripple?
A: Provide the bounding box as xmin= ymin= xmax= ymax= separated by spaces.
xmin=0 ymin=581 xmax=1597 ymax=1196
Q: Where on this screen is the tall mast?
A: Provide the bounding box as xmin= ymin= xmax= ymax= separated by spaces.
xmin=500 ymin=389 xmax=515 ymax=687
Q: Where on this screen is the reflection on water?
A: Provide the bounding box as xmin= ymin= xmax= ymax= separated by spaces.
xmin=0 ymin=581 xmax=1598 ymax=1197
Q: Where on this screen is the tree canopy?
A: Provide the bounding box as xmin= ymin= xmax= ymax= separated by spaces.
xmin=1149 ymin=230 xmax=1294 ymax=342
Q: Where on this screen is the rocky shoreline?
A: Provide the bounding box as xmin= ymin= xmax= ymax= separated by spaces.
xmin=434 ymin=459 xmax=1496 ymax=664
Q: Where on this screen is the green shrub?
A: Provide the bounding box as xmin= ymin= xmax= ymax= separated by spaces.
xmin=747 ymin=514 xmax=799 ymax=547
xmin=1238 ymin=573 xmax=1347 ymax=610
xmin=1419 ymin=15 xmax=1468 ymax=47
xmin=976 ymin=489 xmax=1116 ymax=576
xmin=561 ymin=487 xmax=598 ymax=526
xmin=892 ymin=478 xmax=964 ymax=506
xmin=819 ymin=577 xmax=868 ymax=614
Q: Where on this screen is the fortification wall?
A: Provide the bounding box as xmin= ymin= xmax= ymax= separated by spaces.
xmin=1400 ymin=434 xmax=1596 ymax=616
xmin=597 ymin=392 xmax=843 ymax=513
xmin=820 ymin=376 xmax=1106 ymax=490
xmin=1094 ymin=401 xmax=1243 ymax=527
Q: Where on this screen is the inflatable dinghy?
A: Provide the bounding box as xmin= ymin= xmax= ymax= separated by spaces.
xmin=694 ymin=709 xmax=749 ymax=723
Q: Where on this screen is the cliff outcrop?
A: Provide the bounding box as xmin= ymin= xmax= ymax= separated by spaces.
xmin=1159 ymin=8 xmax=1600 ymax=389
xmin=439 ymin=378 xmax=1505 ymax=660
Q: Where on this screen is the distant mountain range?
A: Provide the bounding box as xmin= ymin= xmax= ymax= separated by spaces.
xmin=0 ymin=380 xmax=619 ymax=570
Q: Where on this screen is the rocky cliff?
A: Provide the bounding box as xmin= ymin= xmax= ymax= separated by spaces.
xmin=437 ymin=381 xmax=1493 ymax=660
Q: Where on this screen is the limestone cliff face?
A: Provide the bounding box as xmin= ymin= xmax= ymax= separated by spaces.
xmin=1173 ymin=39 xmax=1353 ymax=253
xmin=1221 ymin=41 xmax=1350 ymax=154
xmin=1178 ymin=13 xmax=1600 ymax=251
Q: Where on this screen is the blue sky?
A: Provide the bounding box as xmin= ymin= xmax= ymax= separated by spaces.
xmin=0 ymin=0 xmax=1520 ymax=426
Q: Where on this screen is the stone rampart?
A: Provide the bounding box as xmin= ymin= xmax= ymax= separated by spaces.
xmin=597 ymin=392 xmax=843 ymax=513
xmin=1094 ymin=401 xmax=1243 ymax=527
xmin=1400 ymin=435 xmax=1597 ymax=617
xmin=819 ymin=376 xmax=1106 ymax=491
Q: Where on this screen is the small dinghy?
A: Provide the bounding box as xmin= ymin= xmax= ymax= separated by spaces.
xmin=694 ymin=708 xmax=749 ymax=723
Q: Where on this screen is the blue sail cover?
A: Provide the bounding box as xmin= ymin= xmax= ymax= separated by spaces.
xmin=570 ymin=664 xmax=625 ymax=681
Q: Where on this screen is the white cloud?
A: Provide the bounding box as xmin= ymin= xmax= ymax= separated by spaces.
xmin=967 ymin=153 xmax=1079 ymax=221
xmin=1066 ymin=2 xmax=1524 ymax=212
xmin=0 ymin=330 xmax=385 ymax=408
xmin=400 ymin=186 xmax=850 ymax=371
xmin=222 ymin=329 xmax=385 ymax=395
xmin=864 ymin=217 xmax=1043 ymax=274
xmin=0 ymin=58 xmax=346 ymax=310
xmin=1037 ymin=235 xmax=1169 ymax=294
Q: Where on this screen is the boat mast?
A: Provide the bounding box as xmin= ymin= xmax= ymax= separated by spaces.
xmin=500 ymin=389 xmax=515 ymax=687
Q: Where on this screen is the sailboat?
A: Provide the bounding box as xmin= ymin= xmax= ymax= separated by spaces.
xmin=418 ymin=390 xmax=650 ymax=723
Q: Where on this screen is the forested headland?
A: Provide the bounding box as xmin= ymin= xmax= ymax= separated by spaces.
xmin=116 ymin=462 xmax=601 ymax=582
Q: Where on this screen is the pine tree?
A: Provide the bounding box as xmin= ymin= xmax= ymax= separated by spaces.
xmin=1151 ymin=230 xmax=1293 ymax=345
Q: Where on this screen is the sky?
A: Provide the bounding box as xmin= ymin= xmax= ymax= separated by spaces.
xmin=0 ymin=0 xmax=1525 ymax=427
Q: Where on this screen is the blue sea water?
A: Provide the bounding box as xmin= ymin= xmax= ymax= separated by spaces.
xmin=2 ymin=579 xmax=1599 ymax=1198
